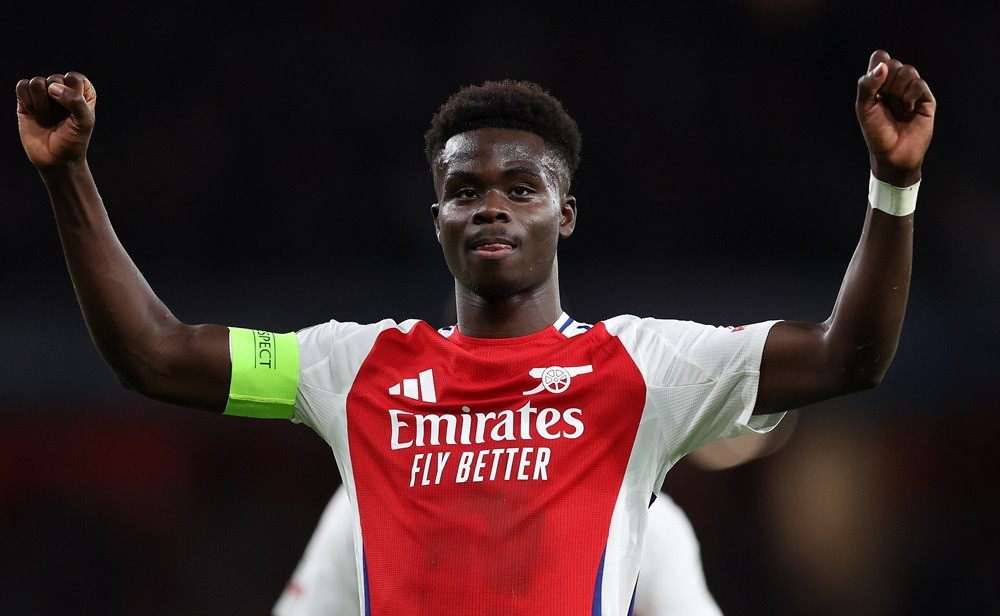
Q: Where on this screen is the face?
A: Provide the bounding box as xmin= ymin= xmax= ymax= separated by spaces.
xmin=431 ymin=128 xmax=577 ymax=301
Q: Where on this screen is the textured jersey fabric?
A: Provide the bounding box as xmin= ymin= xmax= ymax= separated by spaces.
xmin=273 ymin=487 xmax=721 ymax=616
xmin=276 ymin=313 xmax=781 ymax=615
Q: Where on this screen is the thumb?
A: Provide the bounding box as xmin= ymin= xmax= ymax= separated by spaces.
xmin=856 ymin=62 xmax=887 ymax=110
xmin=46 ymin=82 xmax=95 ymax=125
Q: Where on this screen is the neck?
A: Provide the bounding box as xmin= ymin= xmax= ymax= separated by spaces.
xmin=453 ymin=269 xmax=563 ymax=339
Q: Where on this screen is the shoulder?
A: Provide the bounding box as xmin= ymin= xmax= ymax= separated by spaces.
xmin=295 ymin=318 xmax=435 ymax=369
xmin=297 ymin=317 xmax=435 ymax=347
xmin=600 ymin=314 xmax=714 ymax=345
xmin=602 ymin=314 xmax=777 ymax=346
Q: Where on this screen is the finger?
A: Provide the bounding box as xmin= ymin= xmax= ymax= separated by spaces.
xmin=901 ymin=77 xmax=936 ymax=117
xmin=64 ymin=72 xmax=96 ymax=110
xmin=856 ymin=61 xmax=888 ymax=110
xmin=878 ymin=57 xmax=904 ymax=98
xmin=44 ymin=74 xmax=67 ymax=112
xmin=867 ymin=49 xmax=890 ymax=74
xmin=881 ymin=62 xmax=917 ymax=119
xmin=886 ymin=64 xmax=920 ymax=96
xmin=15 ymin=79 xmax=33 ymax=115
xmin=27 ymin=76 xmax=52 ymax=114
xmin=47 ymin=79 xmax=95 ymax=125
xmin=894 ymin=66 xmax=922 ymax=113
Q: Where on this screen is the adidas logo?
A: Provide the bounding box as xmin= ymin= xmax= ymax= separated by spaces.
xmin=389 ymin=369 xmax=437 ymax=403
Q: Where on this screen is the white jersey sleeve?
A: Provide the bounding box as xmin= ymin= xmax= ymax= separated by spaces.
xmin=293 ymin=318 xmax=421 ymax=437
xmin=604 ymin=315 xmax=784 ymax=461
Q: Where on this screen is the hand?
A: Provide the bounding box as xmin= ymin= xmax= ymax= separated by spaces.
xmin=855 ymin=50 xmax=936 ymax=187
xmin=16 ymin=71 xmax=97 ymax=169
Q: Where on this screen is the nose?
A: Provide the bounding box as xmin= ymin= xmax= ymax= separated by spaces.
xmin=472 ymin=189 xmax=511 ymax=225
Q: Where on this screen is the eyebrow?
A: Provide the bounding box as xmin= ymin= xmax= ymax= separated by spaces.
xmin=503 ymin=166 xmax=544 ymax=181
xmin=443 ymin=165 xmax=544 ymax=186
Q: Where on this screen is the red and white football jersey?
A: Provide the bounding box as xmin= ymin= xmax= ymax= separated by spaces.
xmin=286 ymin=313 xmax=781 ymax=616
xmin=273 ymin=486 xmax=723 ymax=616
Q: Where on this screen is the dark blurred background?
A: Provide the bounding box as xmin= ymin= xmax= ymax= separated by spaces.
xmin=3 ymin=1 xmax=997 ymax=614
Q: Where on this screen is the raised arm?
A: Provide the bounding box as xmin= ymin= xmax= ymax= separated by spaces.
xmin=754 ymin=49 xmax=936 ymax=415
xmin=16 ymin=72 xmax=230 ymax=411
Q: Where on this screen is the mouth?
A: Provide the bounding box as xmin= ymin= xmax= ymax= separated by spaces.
xmin=468 ymin=236 xmax=516 ymax=258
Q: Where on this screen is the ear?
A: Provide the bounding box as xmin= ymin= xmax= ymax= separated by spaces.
xmin=431 ymin=203 xmax=441 ymax=242
xmin=558 ymin=195 xmax=577 ymax=239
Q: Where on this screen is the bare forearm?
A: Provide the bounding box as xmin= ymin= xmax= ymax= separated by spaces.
xmin=755 ymin=203 xmax=913 ymax=414
xmin=40 ymin=161 xmax=229 ymax=409
xmin=824 ymin=204 xmax=913 ymax=389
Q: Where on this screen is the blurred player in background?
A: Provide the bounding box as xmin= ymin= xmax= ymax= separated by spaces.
xmin=16 ymin=48 xmax=934 ymax=615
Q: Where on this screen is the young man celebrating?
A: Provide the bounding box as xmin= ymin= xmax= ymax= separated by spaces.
xmin=15 ymin=49 xmax=934 ymax=615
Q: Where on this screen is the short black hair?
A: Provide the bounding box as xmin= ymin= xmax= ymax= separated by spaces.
xmin=424 ymin=79 xmax=582 ymax=179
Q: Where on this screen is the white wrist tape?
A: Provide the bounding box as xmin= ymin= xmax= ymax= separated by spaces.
xmin=868 ymin=171 xmax=919 ymax=217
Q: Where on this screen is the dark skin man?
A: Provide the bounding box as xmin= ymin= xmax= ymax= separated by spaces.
xmin=14 ymin=51 xmax=934 ymax=415
xmin=16 ymin=49 xmax=935 ymax=614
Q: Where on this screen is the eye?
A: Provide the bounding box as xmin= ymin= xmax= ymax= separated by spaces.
xmin=510 ymin=185 xmax=536 ymax=197
xmin=451 ymin=187 xmax=478 ymax=200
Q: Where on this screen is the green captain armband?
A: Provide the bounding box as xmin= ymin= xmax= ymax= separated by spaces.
xmin=225 ymin=327 xmax=300 ymax=419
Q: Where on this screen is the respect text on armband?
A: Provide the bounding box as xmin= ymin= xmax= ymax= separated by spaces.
xmin=253 ymin=330 xmax=277 ymax=369
xmin=388 ymin=401 xmax=584 ymax=488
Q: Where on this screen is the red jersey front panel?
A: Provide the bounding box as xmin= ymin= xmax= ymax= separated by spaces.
xmin=345 ymin=321 xmax=646 ymax=616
